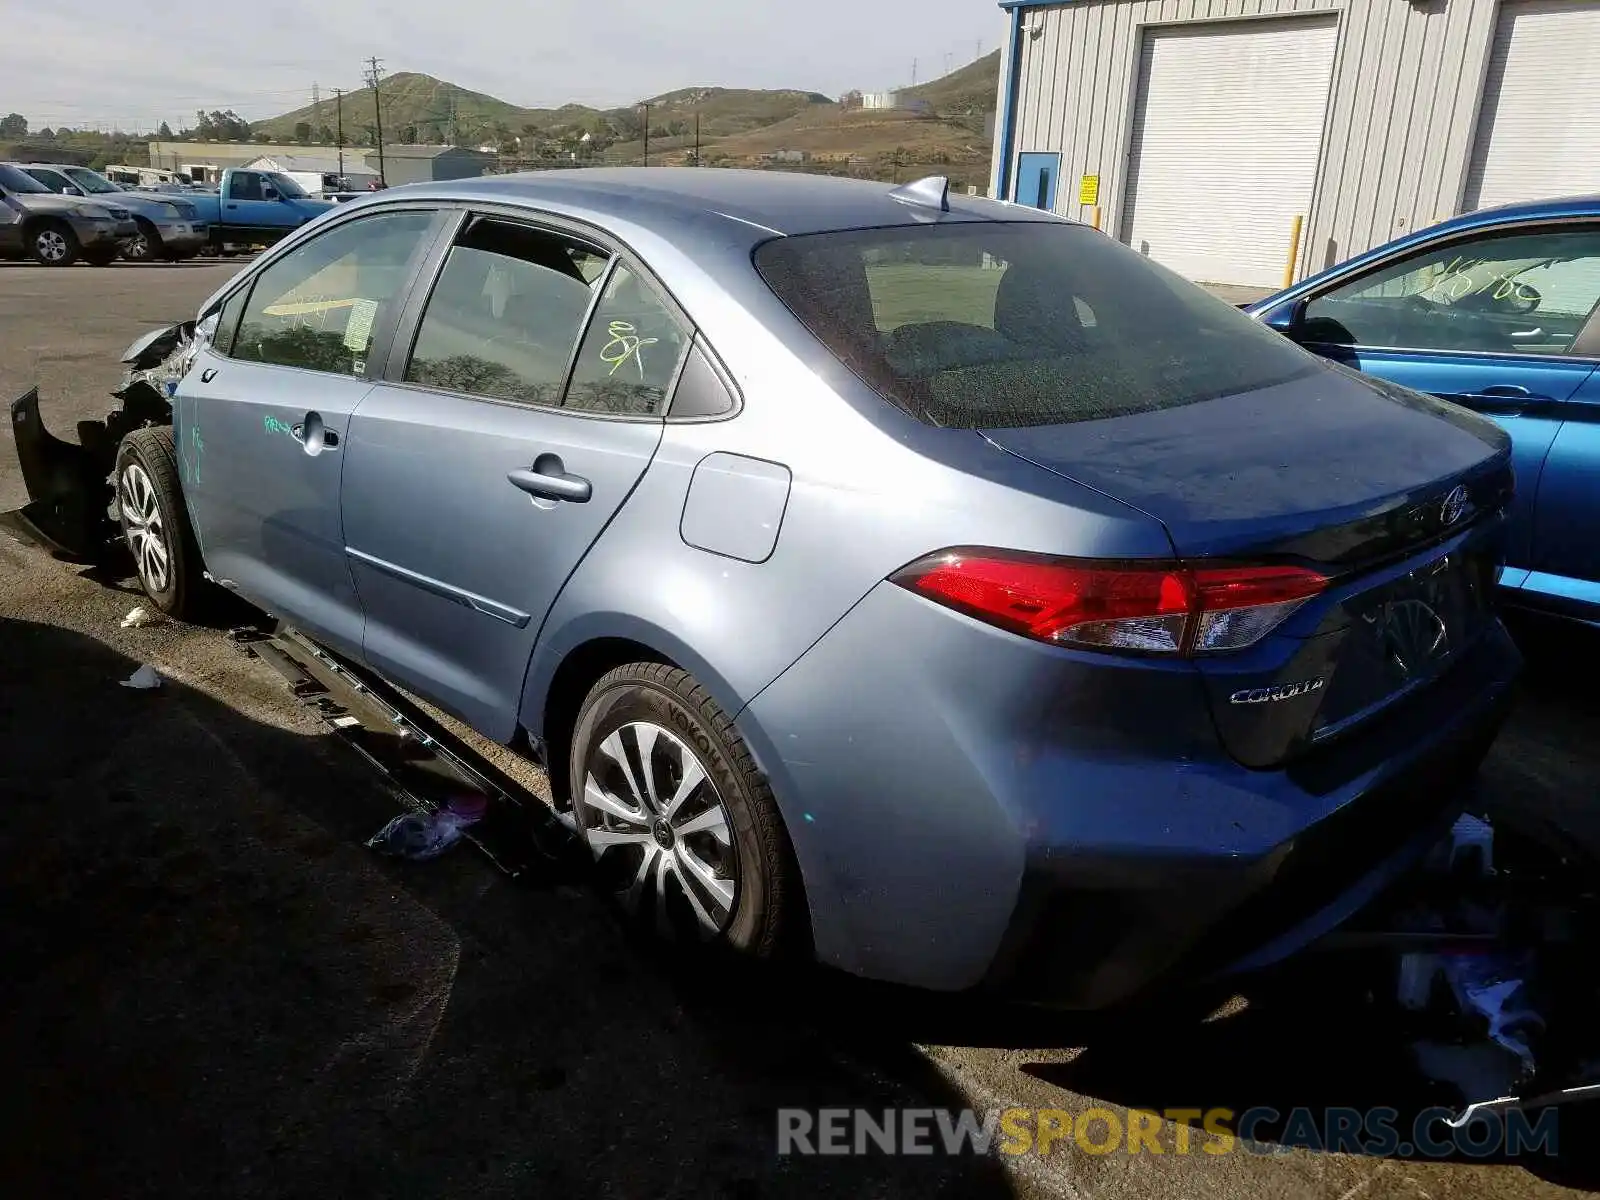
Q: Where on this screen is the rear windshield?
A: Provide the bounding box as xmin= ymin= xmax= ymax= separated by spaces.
xmin=752 ymin=221 xmax=1319 ymax=428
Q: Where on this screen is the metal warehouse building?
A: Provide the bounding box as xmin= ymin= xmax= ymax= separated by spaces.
xmin=990 ymin=0 xmax=1600 ymax=288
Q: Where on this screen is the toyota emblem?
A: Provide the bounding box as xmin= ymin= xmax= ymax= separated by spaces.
xmin=1440 ymin=484 xmax=1470 ymax=527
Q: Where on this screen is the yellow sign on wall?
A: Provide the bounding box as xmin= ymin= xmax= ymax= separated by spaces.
xmin=1079 ymin=174 xmax=1100 ymax=206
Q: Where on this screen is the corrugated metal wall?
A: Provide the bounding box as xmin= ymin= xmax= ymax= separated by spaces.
xmin=995 ymin=0 xmax=1504 ymax=281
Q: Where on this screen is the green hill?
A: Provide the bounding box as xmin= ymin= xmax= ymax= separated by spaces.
xmin=253 ymin=72 xmax=552 ymax=145
xmin=901 ymin=50 xmax=1002 ymax=116
xmin=243 ymin=57 xmax=997 ymax=169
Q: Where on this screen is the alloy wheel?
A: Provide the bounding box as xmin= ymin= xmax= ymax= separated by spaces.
xmin=125 ymin=231 xmax=149 ymax=260
xmin=118 ymin=462 xmax=170 ymax=594
xmin=579 ymin=721 xmax=738 ymax=937
xmin=36 ymin=229 xmax=68 ymax=262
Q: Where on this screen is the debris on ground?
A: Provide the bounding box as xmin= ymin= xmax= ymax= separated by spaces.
xmin=119 ymin=664 xmax=162 ymax=689
xmin=120 ymin=606 xmax=159 ymax=629
xmin=366 ymin=795 xmax=487 ymax=862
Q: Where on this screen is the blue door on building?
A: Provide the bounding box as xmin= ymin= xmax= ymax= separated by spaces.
xmin=1014 ymin=153 xmax=1060 ymax=210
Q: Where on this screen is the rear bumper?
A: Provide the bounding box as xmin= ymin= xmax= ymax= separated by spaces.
xmin=739 ymin=581 xmax=1521 ymax=1009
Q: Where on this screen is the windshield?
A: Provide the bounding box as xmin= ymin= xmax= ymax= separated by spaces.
xmin=63 ymin=167 xmax=122 ymax=194
xmin=753 ymin=221 xmax=1320 ymax=429
xmin=0 ymin=164 xmax=52 ymax=194
xmin=264 ymin=172 xmax=308 ymax=198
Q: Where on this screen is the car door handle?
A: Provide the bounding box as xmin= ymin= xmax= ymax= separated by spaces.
xmin=291 ymin=412 xmax=339 ymax=454
xmin=1450 ymin=386 xmax=1558 ymax=416
xmin=507 ymin=457 xmax=591 ymax=503
xmin=200 ymin=367 xmax=217 ymax=383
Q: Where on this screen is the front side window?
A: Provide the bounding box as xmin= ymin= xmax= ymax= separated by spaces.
xmin=231 ymin=209 xmax=435 ymax=376
xmin=230 ymin=171 xmax=265 ymax=201
xmin=21 ymin=168 xmax=72 ymax=193
xmin=405 ymin=219 xmax=610 ymax=407
xmin=754 ymin=222 xmax=1317 ymax=429
xmin=62 ymin=168 xmax=121 ymax=194
xmin=1302 ymin=227 xmax=1600 ymax=356
xmin=565 ymin=264 xmax=690 ymax=415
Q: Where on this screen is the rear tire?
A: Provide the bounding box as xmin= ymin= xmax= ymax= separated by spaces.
xmin=570 ymin=663 xmax=800 ymax=958
xmin=114 ymin=428 xmax=208 ymax=619
xmin=29 ymin=221 xmax=78 ymax=267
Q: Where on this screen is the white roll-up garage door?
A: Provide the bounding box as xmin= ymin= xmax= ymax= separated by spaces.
xmin=1463 ymin=0 xmax=1600 ymax=212
xmin=1122 ymin=17 xmax=1338 ymax=289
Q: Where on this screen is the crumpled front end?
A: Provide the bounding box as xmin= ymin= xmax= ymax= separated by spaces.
xmin=9 ymin=319 xmax=202 ymax=557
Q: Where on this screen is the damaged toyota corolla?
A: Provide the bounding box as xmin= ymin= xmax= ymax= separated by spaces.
xmin=9 ymin=169 xmax=1524 ymax=1008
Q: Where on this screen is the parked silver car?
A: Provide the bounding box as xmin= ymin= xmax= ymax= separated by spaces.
xmin=0 ymin=163 xmax=137 ymax=265
xmin=12 ymin=169 xmax=1521 ymax=1008
xmin=19 ymin=164 xmax=208 ymax=261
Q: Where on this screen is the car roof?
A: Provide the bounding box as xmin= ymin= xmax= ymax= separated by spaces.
xmin=385 ymin=167 xmax=1060 ymax=241
xmin=1420 ymin=192 xmax=1600 ymax=237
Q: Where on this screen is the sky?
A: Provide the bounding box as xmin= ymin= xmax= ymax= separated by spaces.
xmin=1 ymin=0 xmax=1006 ymax=132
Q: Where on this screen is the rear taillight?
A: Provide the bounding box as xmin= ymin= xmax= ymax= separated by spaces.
xmin=890 ymin=549 xmax=1327 ymax=656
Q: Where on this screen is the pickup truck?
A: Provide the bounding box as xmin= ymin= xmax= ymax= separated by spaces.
xmin=185 ymin=168 xmax=335 ymax=250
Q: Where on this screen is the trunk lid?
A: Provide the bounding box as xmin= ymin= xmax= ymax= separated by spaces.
xmin=983 ymin=367 xmax=1515 ymax=768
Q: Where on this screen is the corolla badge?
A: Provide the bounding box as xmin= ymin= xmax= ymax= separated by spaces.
xmin=1440 ymin=484 xmax=1471 ymax=527
xmin=1230 ymin=679 xmax=1325 ymax=705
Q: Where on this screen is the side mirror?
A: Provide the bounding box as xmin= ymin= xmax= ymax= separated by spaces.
xmin=64 ymin=185 xmax=84 ymax=196
xmin=262 ymin=187 xmax=280 ymax=201
xmin=1261 ymin=297 xmax=1309 ymax=339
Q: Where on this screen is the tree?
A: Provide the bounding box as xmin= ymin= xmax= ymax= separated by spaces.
xmin=400 ymin=124 xmax=418 ymax=145
xmin=293 ymin=121 xmax=312 ymax=144
xmin=0 ymin=113 xmax=27 ymax=138
xmin=317 ymin=124 xmax=333 ymax=144
xmin=37 ymin=127 xmax=56 ymax=140
xmin=157 ymin=121 xmax=173 ymax=138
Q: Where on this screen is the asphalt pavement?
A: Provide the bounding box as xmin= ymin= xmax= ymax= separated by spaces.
xmin=2 ymin=260 xmax=1599 ymax=1200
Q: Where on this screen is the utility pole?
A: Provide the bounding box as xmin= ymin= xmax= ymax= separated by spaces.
xmin=365 ymin=56 xmax=386 ymax=185
xmin=694 ymin=111 xmax=700 ymax=166
xmin=911 ymin=58 xmax=918 ymax=86
xmin=335 ymin=88 xmax=345 ymax=178
xmin=640 ymin=103 xmax=649 ymax=166
xmin=944 ymin=53 xmax=952 ymax=76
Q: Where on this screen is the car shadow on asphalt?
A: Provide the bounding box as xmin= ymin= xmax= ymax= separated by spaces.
xmin=0 ymin=616 xmax=1021 ymax=1200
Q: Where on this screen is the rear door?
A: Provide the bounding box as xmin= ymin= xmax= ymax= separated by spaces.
xmin=340 ymin=212 xmax=693 ymax=740
xmin=176 ymin=206 xmax=442 ymax=656
xmin=1294 ymin=222 xmax=1600 ymax=571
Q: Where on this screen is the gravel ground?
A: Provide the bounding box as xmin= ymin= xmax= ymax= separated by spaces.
xmin=2 ymin=259 xmax=1598 ymax=1200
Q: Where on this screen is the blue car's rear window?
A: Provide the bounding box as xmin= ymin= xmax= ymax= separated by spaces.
xmin=752 ymin=221 xmax=1319 ymax=429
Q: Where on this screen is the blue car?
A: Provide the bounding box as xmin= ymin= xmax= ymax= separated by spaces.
xmin=12 ymin=170 xmax=1521 ymax=1008
xmin=1249 ymin=196 xmax=1600 ymax=628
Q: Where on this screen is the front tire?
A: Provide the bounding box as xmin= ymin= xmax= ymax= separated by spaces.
xmin=570 ymin=663 xmax=799 ymax=957
xmin=122 ymin=218 xmax=162 ymax=262
xmin=29 ymin=221 xmax=79 ymax=267
xmin=114 ymin=428 xmax=207 ymax=619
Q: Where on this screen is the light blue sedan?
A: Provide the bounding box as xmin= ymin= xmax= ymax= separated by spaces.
xmin=1249 ymin=196 xmax=1600 ymax=628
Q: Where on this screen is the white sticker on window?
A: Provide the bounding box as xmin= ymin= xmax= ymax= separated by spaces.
xmin=343 ymin=298 xmax=379 ymax=351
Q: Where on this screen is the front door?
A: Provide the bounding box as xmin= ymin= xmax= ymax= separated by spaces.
xmin=1526 ymin=379 xmax=1600 ymax=611
xmin=340 ymin=215 xmax=692 ymax=741
xmin=1014 ymin=153 xmax=1059 ymax=211
xmin=176 ymin=207 xmax=440 ymax=655
xmin=1295 ymin=222 xmax=1600 ymax=571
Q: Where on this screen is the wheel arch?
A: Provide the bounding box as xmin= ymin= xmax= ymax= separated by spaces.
xmin=523 ymin=614 xmax=750 ymax=812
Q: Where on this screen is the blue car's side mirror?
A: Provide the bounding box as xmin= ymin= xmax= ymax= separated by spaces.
xmin=1260 ymin=297 xmax=1308 ymax=337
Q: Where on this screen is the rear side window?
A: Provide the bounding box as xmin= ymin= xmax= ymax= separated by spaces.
xmin=564 ymin=263 xmax=690 ymax=415
xmin=405 ymin=218 xmax=611 ymax=407
xmin=232 ymin=209 xmax=434 ymax=376
xmin=753 ymin=222 xmax=1318 ymax=428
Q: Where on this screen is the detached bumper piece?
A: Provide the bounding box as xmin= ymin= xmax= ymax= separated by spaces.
xmin=9 ymin=388 xmax=116 ymax=559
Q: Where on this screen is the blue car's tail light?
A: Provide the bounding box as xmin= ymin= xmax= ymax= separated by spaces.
xmin=891 ymin=548 xmax=1327 ymax=656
